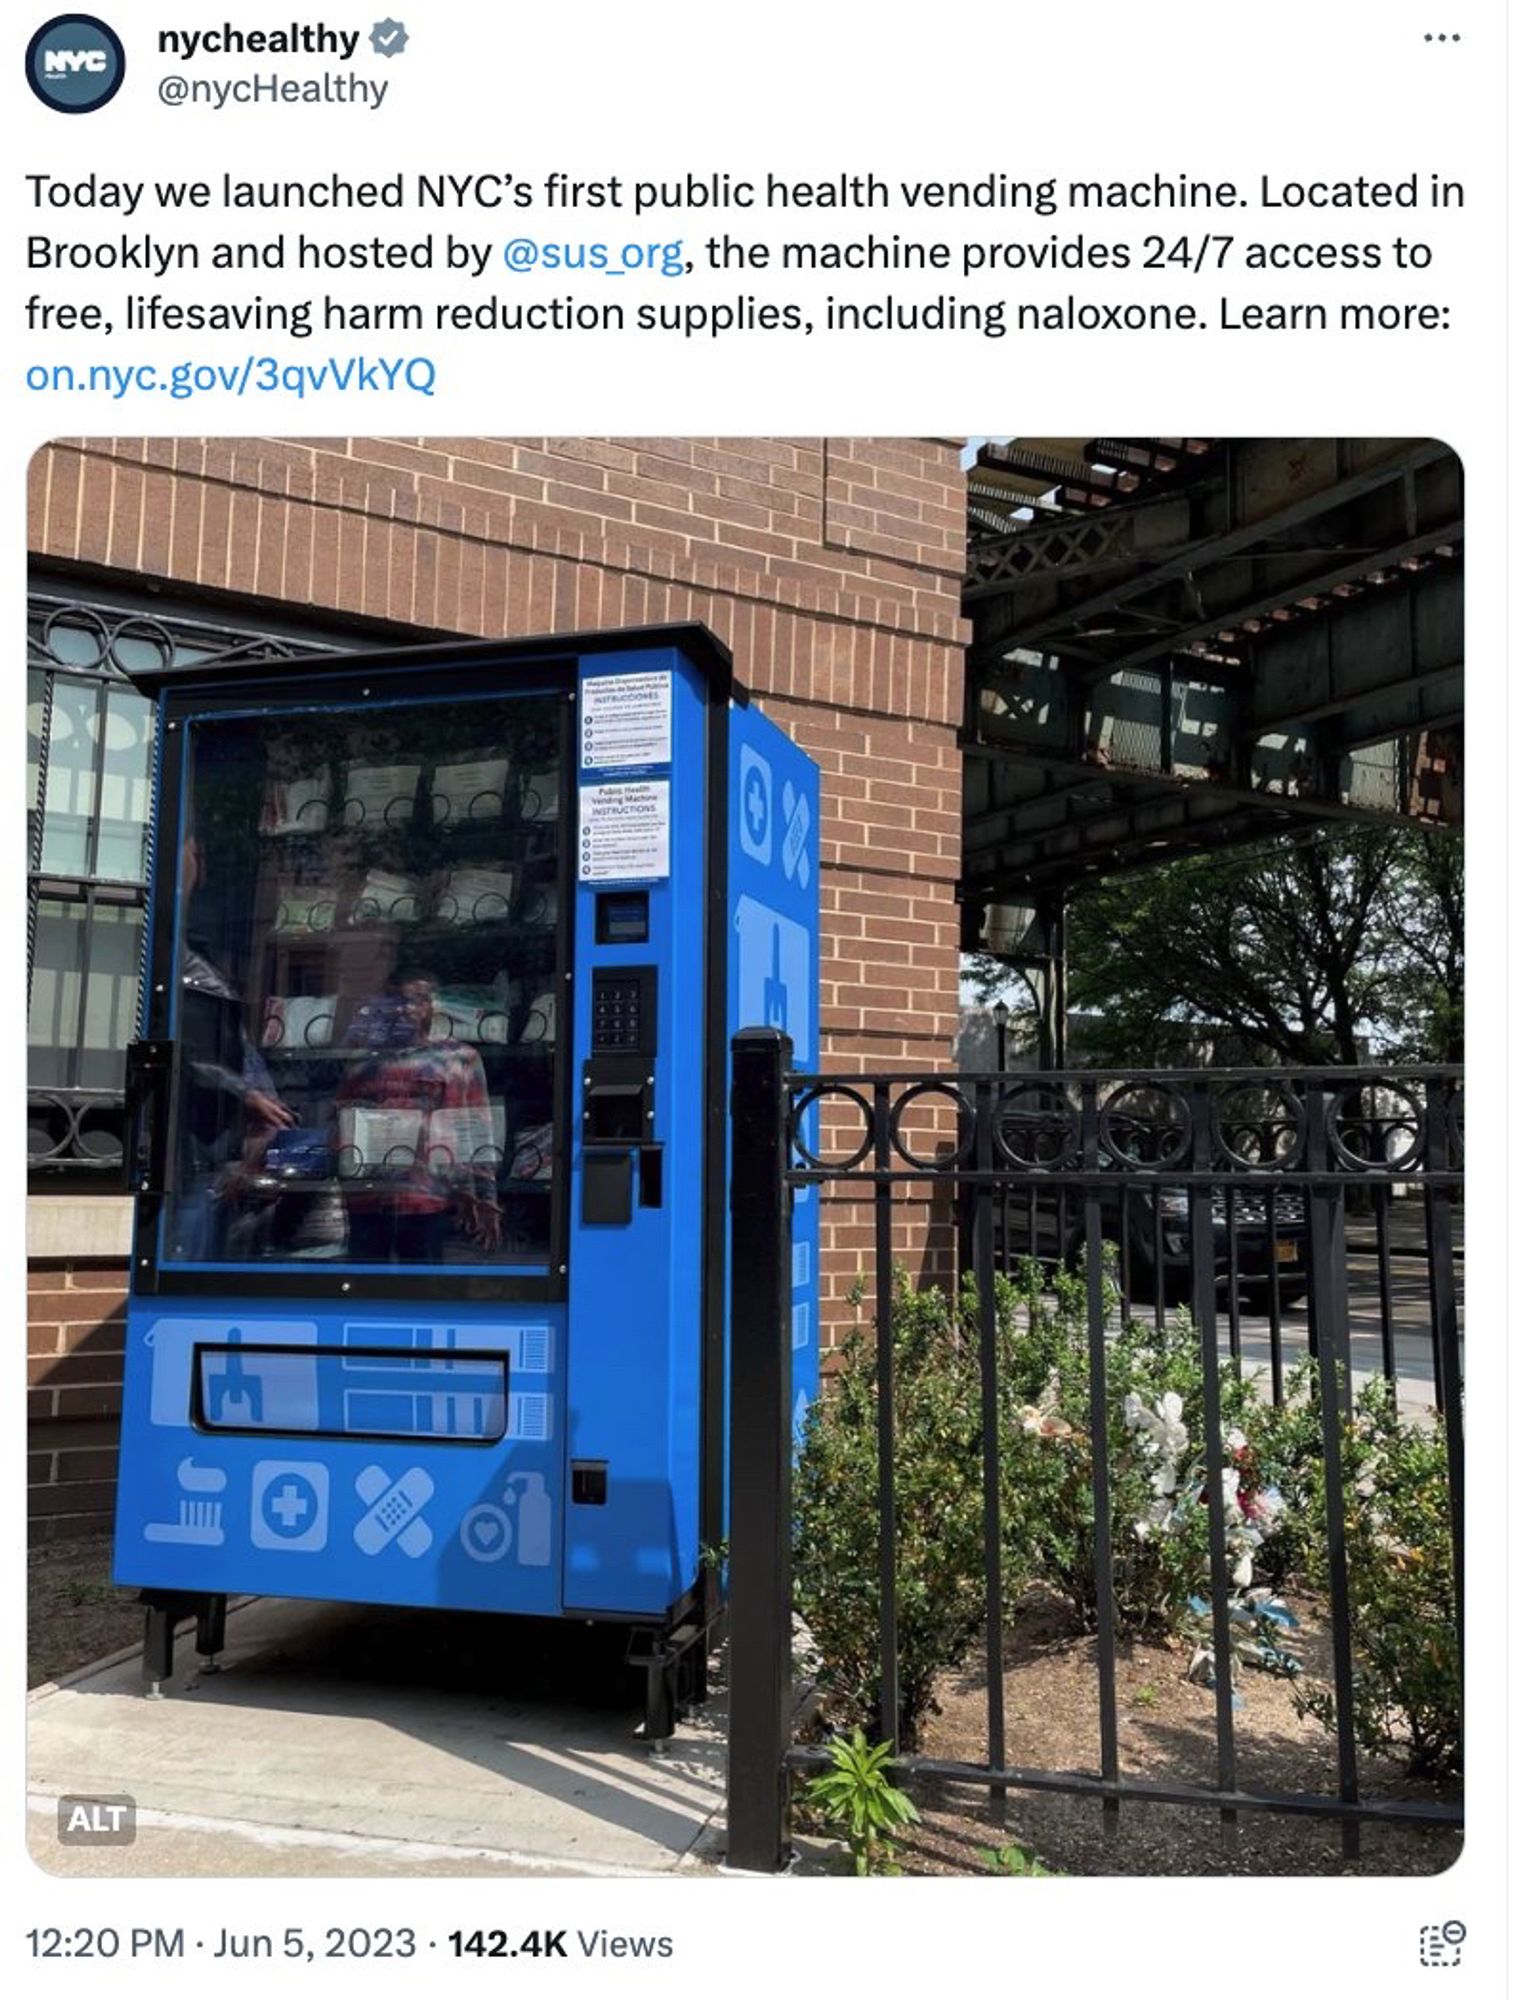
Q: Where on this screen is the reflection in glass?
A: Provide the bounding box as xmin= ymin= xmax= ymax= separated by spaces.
xmin=41 ymin=678 xmax=100 ymax=875
xmin=28 ymin=896 xmax=147 ymax=1093
xmin=28 ymin=900 xmax=86 ymax=1087
xmin=162 ymin=695 xmax=563 ymax=1270
xmin=78 ymin=902 xmax=145 ymax=1086
xmin=96 ymin=688 xmax=154 ymax=881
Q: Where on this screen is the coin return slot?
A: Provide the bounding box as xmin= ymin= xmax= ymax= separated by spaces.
xmin=572 ymin=1461 xmax=608 ymax=1506
xmin=584 ymin=1082 xmax=646 ymax=1143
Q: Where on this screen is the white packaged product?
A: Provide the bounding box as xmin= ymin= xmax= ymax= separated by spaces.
xmin=426 ymin=1103 xmax=508 ymax=1173
xmin=337 ymin=1106 xmax=426 ymax=1175
xmin=432 ymin=756 xmax=512 ymax=824
xmin=519 ymin=991 xmax=556 ymax=1044
xmin=348 ymin=870 xmax=421 ymax=925
xmin=519 ymin=767 xmax=560 ymax=822
xmin=261 ymin=995 xmax=338 ymax=1048
xmin=434 ymin=866 xmax=516 ymax=926
xmin=261 ymin=769 xmax=331 ymax=835
xmin=272 ymin=885 xmax=338 ymax=933
xmin=429 ymin=990 xmax=512 ymax=1043
xmin=341 ymin=763 xmax=423 ymax=827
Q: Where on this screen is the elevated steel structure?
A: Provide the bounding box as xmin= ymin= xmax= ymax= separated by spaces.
xmin=961 ymin=438 xmax=1463 ymax=989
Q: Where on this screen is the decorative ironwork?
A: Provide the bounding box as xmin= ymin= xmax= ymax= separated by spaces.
xmin=27 ymin=593 xmax=341 ymax=680
xmin=965 ymin=509 xmax=1135 ymax=599
xmin=727 ymin=1040 xmax=1465 ymax=1873
xmin=27 ymin=1086 xmax=129 ymax=1174
xmin=784 ymin=1067 xmax=1464 ymax=1183
xmin=992 ymin=1078 xmax=1078 ymax=1169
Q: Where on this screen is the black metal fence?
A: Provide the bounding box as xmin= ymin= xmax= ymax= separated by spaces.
xmin=27 ymin=1084 xmax=131 ymax=1179
xmin=725 ymin=1030 xmax=1464 ymax=1872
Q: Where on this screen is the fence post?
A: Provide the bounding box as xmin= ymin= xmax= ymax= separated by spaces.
xmin=725 ymin=1027 xmax=794 ymax=1874
xmin=1305 ymin=1080 xmax=1360 ymax=1860
xmin=1422 ymin=1078 xmax=1464 ymax=1712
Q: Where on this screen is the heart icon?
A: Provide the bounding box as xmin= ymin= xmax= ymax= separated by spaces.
xmin=461 ymin=1503 xmax=512 ymax=1562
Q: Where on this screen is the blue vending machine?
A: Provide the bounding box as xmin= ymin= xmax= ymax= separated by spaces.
xmin=113 ymin=621 xmax=819 ymax=1739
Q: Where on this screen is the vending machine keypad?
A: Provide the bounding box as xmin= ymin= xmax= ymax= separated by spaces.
xmin=590 ymin=968 xmax=656 ymax=1054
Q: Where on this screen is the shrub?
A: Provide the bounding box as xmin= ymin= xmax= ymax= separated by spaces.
xmin=794 ymin=1262 xmax=1293 ymax=1740
xmin=997 ymin=1261 xmax=1287 ymax=1635
xmin=1244 ymin=1361 xmax=1340 ymax=1588
xmin=1285 ymin=1375 xmax=1460 ymax=1777
xmin=792 ymin=1275 xmax=1014 ymax=1748
xmin=795 ymin=1267 xmax=1456 ymax=1783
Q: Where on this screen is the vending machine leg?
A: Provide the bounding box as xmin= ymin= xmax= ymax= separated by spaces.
xmin=195 ymin=1594 xmax=228 ymax=1673
xmin=630 ymin=1613 xmax=717 ymax=1746
xmin=140 ymin=1591 xmax=225 ymax=1695
xmin=680 ymin=1639 xmax=709 ymax=1708
xmin=140 ymin=1594 xmax=179 ymax=1698
xmin=642 ymin=1650 xmax=677 ymax=1748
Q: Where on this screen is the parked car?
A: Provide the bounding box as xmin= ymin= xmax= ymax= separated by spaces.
xmin=985 ymin=1176 xmax=1310 ymax=1308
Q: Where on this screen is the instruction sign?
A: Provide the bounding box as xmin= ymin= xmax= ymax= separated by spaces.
xmin=581 ymin=672 xmax=672 ymax=770
xmin=579 ymin=779 xmax=671 ymax=882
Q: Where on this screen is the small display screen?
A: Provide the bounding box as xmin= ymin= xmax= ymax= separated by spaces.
xmin=595 ymin=890 xmax=649 ymax=944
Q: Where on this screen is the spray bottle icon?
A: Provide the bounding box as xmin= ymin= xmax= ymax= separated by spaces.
xmin=763 ymin=924 xmax=789 ymax=1034
xmin=208 ymin=1327 xmax=263 ymax=1425
xmin=505 ymin=1472 xmax=551 ymax=1567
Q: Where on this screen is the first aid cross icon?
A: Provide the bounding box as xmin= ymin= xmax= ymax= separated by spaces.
xmin=738 ymin=745 xmax=773 ymax=864
xmin=250 ymin=1460 xmax=330 ymax=1552
xmin=268 ymin=1481 xmax=311 ymax=1530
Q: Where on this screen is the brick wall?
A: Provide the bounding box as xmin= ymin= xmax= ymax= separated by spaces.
xmin=28 ymin=435 xmax=969 ymax=1529
xmin=28 ymin=1261 xmax=127 ymax=1541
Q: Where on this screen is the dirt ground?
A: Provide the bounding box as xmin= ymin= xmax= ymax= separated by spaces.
xmin=28 ymin=1533 xmax=143 ymax=1688
xmin=897 ymin=1587 xmax=1461 ymax=1876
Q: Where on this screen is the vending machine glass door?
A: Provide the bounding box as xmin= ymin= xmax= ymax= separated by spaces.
xmin=157 ymin=691 xmax=566 ymax=1274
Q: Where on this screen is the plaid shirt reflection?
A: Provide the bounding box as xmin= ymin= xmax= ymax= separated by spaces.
xmin=334 ymin=1039 xmax=497 ymax=1213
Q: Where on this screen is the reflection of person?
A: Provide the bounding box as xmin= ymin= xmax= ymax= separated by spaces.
xmin=335 ymin=975 xmax=503 ymax=1262
xmin=175 ymin=834 xmax=294 ymax=1256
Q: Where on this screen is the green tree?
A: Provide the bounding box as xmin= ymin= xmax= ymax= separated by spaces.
xmin=969 ymin=827 xmax=1461 ymax=1067
xmin=1375 ymin=832 xmax=1464 ymax=1062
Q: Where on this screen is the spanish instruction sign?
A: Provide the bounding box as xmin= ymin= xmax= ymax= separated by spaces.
xmin=578 ymin=778 xmax=671 ymax=881
xmin=581 ymin=671 xmax=673 ymax=770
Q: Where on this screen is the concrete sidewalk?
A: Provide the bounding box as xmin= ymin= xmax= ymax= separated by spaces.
xmin=28 ymin=1597 xmax=727 ymax=1878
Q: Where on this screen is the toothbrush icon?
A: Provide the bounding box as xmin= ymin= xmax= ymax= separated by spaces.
xmin=144 ymin=1457 xmax=228 ymax=1545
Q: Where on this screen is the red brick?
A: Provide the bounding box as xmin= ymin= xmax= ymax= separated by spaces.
xmin=35 ymin=434 xmax=969 ymax=1323
xmin=55 ymin=1387 xmax=124 ymax=1419
xmin=31 ymin=1480 xmax=117 ymax=1518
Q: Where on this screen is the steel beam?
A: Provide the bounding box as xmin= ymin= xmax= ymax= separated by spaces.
xmin=975 ymin=440 xmax=1445 ymax=651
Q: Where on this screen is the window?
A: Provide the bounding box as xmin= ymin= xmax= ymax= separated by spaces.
xmin=26 ymin=588 xmax=341 ymax=1182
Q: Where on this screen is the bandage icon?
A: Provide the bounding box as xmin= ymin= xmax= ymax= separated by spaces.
xmin=353 ymin=1464 xmax=434 ymax=1557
